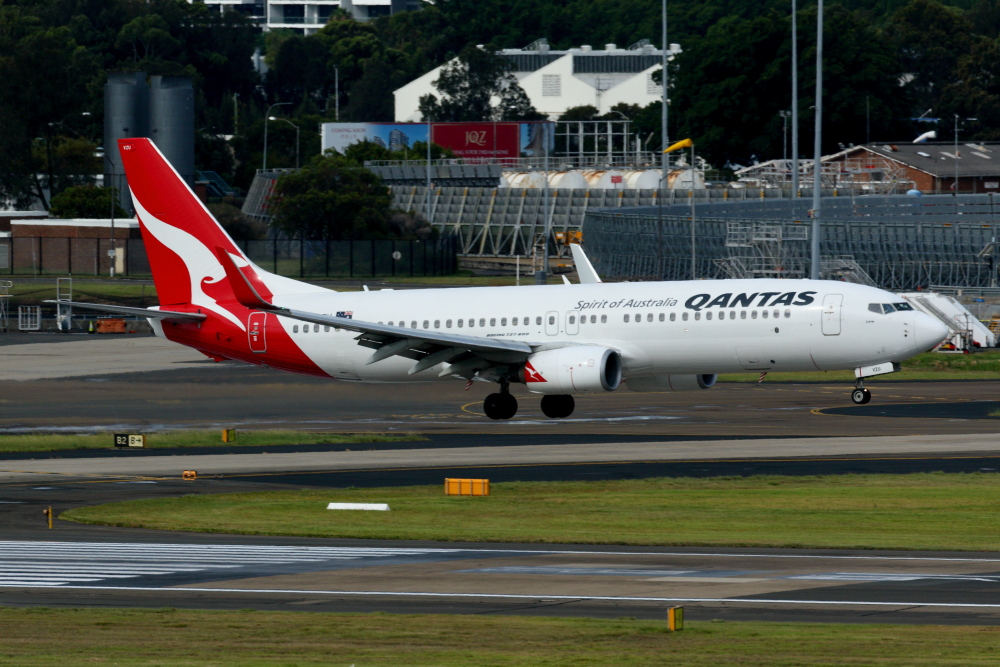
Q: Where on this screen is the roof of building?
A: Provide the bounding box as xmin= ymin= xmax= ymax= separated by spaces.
xmin=11 ymin=218 xmax=139 ymax=228
xmin=839 ymin=142 xmax=1000 ymax=178
xmin=498 ymin=39 xmax=680 ymax=74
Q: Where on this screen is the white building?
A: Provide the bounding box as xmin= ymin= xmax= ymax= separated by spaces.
xmin=394 ymin=39 xmax=682 ymax=122
xmin=191 ymin=0 xmax=418 ymax=33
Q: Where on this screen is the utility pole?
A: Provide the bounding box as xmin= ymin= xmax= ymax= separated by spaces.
xmin=334 ymin=66 xmax=340 ymax=121
xmin=538 ymin=123 xmax=551 ymax=284
xmin=810 ymin=0 xmax=823 ymax=281
xmin=426 ymin=121 xmax=432 ymax=223
xmin=791 ymin=0 xmax=800 ymax=218
xmin=262 ymin=102 xmax=291 ymax=170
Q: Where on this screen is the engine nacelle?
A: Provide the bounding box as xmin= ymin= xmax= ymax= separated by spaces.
xmin=626 ymin=374 xmax=718 ymax=392
xmin=519 ymin=346 xmax=622 ymax=394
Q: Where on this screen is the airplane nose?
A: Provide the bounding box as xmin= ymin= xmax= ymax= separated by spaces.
xmin=914 ymin=312 xmax=950 ymax=351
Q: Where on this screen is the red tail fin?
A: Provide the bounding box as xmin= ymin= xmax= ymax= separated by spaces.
xmin=118 ymin=138 xmax=248 ymax=307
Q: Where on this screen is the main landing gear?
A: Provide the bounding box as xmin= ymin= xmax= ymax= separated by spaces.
xmin=484 ymin=383 xmax=518 ymax=420
xmin=851 ymin=379 xmax=872 ymax=405
xmin=540 ymin=394 xmax=575 ymax=419
xmin=482 ymin=384 xmax=577 ymax=420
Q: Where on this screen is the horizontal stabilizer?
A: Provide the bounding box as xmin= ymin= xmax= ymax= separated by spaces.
xmin=42 ymin=300 xmax=206 ymax=321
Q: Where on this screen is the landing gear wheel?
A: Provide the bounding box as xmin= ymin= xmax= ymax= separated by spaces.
xmin=851 ymin=388 xmax=872 ymax=405
xmin=484 ymin=392 xmax=518 ymax=420
xmin=540 ymin=394 xmax=575 ymax=419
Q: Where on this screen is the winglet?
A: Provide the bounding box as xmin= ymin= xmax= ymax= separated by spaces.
xmin=214 ymin=246 xmax=282 ymax=311
xmin=569 ymin=244 xmax=603 ymax=284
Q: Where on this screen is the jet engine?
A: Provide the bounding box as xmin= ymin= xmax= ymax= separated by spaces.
xmin=625 ymin=374 xmax=718 ymax=392
xmin=519 ymin=346 xmax=622 ymax=394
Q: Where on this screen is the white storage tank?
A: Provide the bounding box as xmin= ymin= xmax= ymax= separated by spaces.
xmin=547 ymin=171 xmax=588 ymax=189
xmin=581 ymin=169 xmax=627 ymax=189
xmin=622 ymin=169 xmax=663 ymax=189
xmin=503 ymin=171 xmax=548 ymax=189
xmin=667 ymin=168 xmax=706 ymax=190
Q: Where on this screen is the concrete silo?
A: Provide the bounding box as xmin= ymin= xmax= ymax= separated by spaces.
xmin=104 ymin=72 xmax=149 ymax=213
xmin=149 ymin=75 xmax=195 ymax=187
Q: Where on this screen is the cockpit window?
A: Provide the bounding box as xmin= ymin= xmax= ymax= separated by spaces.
xmin=882 ymin=303 xmax=896 ymax=314
xmin=893 ymin=302 xmax=913 ymax=311
xmin=868 ymin=303 xmax=883 ymax=314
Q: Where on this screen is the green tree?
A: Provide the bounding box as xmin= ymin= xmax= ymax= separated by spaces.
xmin=270 ymin=154 xmax=394 ymax=240
xmin=940 ymin=38 xmax=1000 ymax=140
xmin=884 ymin=0 xmax=979 ymax=113
xmin=418 ymin=44 xmax=543 ymax=121
xmin=49 ymin=186 xmax=126 ymax=219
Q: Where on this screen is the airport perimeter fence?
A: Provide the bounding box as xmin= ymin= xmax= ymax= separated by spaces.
xmin=584 ymin=201 xmax=1000 ymax=290
xmin=0 ymin=236 xmax=459 ymax=279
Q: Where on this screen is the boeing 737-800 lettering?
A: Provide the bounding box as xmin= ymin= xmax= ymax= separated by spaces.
xmin=52 ymin=139 xmax=950 ymax=419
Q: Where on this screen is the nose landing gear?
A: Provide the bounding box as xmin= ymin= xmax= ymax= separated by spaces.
xmin=484 ymin=382 xmax=518 ymax=420
xmin=851 ymin=379 xmax=872 ymax=405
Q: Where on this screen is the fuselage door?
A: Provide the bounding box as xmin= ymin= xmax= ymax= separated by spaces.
xmin=248 ymin=312 xmax=267 ymax=353
xmin=545 ymin=311 xmax=559 ymax=336
xmin=566 ymin=310 xmax=580 ymax=335
xmin=822 ymin=294 xmax=843 ymax=336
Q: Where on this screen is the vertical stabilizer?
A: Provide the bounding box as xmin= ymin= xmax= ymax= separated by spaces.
xmin=118 ymin=138 xmax=275 ymax=331
xmin=569 ymin=243 xmax=603 ymax=284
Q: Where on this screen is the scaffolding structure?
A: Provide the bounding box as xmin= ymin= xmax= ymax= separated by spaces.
xmin=585 ymin=194 xmax=1000 ymax=289
xmin=735 ymin=158 xmax=914 ymax=194
xmin=0 ymin=280 xmax=10 ymax=332
xmin=56 ymin=277 xmax=72 ymax=332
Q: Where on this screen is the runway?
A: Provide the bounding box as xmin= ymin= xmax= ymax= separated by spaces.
xmin=3 ymin=334 xmax=1000 ymax=439
xmin=3 ymin=333 xmax=1000 ymax=624
xmin=3 ymin=528 xmax=1000 ymax=625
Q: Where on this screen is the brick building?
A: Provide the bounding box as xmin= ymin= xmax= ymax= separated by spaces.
xmin=825 ymin=142 xmax=1000 ymax=194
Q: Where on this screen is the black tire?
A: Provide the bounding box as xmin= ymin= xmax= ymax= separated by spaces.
xmin=499 ymin=393 xmax=518 ymax=419
xmin=860 ymin=388 xmax=872 ymax=404
xmin=540 ymin=394 xmax=575 ymax=419
xmin=851 ymin=388 xmax=867 ymax=405
xmin=484 ymin=393 xmax=504 ymax=420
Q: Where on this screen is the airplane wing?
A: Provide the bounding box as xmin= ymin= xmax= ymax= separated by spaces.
xmin=569 ymin=243 xmax=602 ymax=284
xmin=42 ymin=300 xmax=207 ymax=321
xmin=214 ymin=247 xmax=533 ymax=378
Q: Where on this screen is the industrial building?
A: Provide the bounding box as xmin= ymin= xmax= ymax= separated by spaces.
xmin=394 ymin=40 xmax=682 ymax=122
xmin=191 ymin=0 xmax=420 ymax=30
xmin=735 ymin=142 xmax=1000 ymax=194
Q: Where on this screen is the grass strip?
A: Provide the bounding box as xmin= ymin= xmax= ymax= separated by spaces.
xmin=1 ymin=608 xmax=998 ymax=667
xmin=0 ymin=430 xmax=421 ymax=454
xmin=62 ymin=473 xmax=1000 ymax=551
xmin=721 ymin=349 xmax=1000 ymax=382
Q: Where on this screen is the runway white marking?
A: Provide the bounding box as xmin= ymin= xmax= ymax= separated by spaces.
xmin=3 ymin=585 xmax=1000 ymax=610
xmin=0 ymin=541 xmax=459 ymax=587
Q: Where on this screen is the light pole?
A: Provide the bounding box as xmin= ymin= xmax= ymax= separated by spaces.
xmin=791 ymin=0 xmax=800 ymax=216
xmin=269 ymin=116 xmax=300 ymax=168
xmin=810 ymin=0 xmax=823 ymax=281
xmin=262 ymin=102 xmax=291 ymax=170
xmin=779 ymin=110 xmax=790 ymax=187
xmin=953 ymin=115 xmax=978 ymax=197
xmin=659 ymin=0 xmax=669 ymax=280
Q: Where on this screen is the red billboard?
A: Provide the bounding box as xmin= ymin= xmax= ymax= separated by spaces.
xmin=430 ymin=122 xmax=521 ymax=159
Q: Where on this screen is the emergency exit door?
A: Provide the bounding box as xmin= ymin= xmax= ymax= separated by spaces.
xmin=248 ymin=312 xmax=267 ymax=353
xmin=822 ymin=294 xmax=842 ymax=336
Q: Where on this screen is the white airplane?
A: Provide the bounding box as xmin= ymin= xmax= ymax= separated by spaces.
xmin=54 ymin=139 xmax=950 ymax=419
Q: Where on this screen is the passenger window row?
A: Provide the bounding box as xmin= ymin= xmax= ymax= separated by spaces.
xmin=292 ymin=307 xmax=797 ymax=334
xmin=624 ymin=310 xmax=791 ymax=322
